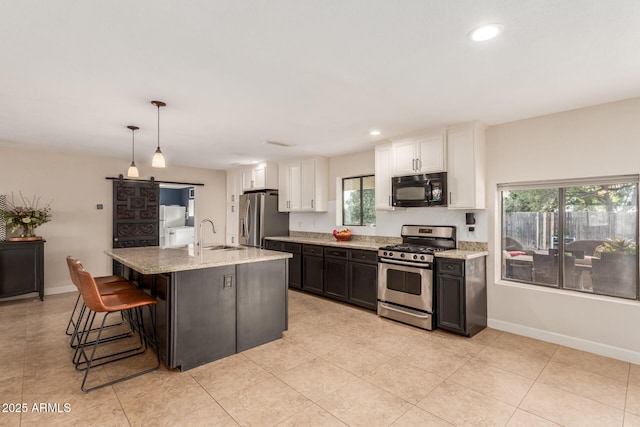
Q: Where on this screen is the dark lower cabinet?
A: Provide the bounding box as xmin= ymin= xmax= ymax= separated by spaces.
xmin=324 ymin=248 xmax=349 ymax=301
xmin=265 ymin=240 xmax=302 ymax=290
xmin=0 ymin=241 xmax=45 ymax=300
xmin=349 ymin=263 xmax=378 ymax=310
xmin=302 ymin=245 xmax=324 ymax=295
xmin=436 ymin=257 xmax=487 ymax=337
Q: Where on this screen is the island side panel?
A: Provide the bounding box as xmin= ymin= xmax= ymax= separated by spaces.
xmin=172 ymin=266 xmax=237 ymax=371
xmin=236 ymin=259 xmax=287 ymax=352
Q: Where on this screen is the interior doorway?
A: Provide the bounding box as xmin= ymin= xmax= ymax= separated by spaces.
xmin=159 ymin=184 xmax=196 ymax=247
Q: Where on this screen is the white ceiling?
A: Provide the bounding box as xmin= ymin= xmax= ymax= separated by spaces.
xmin=2 ymin=1 xmax=639 ymax=170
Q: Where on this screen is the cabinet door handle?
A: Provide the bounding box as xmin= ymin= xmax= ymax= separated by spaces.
xmin=412 ymin=159 xmax=416 ymax=171
xmin=388 ymin=195 xmax=391 ymax=205
xmin=231 ymin=205 xmax=235 ymax=212
xmin=417 ymin=158 xmax=422 ymax=170
xmin=449 ymin=192 xmax=452 ymax=204
xmin=311 ymin=199 xmax=314 ymax=209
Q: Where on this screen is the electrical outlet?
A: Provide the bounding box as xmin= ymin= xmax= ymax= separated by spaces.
xmin=223 ymin=275 xmax=233 ymax=289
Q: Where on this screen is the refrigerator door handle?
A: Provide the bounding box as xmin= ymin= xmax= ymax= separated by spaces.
xmin=245 ymin=198 xmax=252 ymax=238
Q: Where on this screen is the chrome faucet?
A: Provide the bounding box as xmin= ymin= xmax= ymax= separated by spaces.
xmin=198 ymin=218 xmax=217 ymax=254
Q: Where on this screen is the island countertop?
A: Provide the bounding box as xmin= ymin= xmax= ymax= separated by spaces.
xmin=105 ymin=246 xmax=292 ymax=275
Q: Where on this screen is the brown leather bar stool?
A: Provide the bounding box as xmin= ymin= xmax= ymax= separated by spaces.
xmin=65 ymin=256 xmax=137 ymax=347
xmin=73 ymin=267 xmax=159 ymax=393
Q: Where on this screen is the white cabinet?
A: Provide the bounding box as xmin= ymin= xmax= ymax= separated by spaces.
xmin=391 ymin=131 xmax=446 ymax=176
xmin=241 ymin=161 xmax=278 ymax=191
xmin=375 ymin=143 xmax=395 ymax=210
xmin=446 ymin=122 xmax=486 ymax=209
xmin=278 ymin=157 xmax=328 ymax=212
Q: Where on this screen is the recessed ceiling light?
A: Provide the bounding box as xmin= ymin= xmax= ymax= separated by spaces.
xmin=468 ymin=24 xmax=503 ymax=42
xmin=369 ymin=130 xmax=381 ymax=136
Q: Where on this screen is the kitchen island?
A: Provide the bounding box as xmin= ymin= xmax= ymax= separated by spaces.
xmin=105 ymin=246 xmax=292 ymax=371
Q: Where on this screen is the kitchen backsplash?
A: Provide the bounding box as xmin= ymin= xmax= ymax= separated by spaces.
xmin=289 ymin=231 xmax=402 ymax=246
xmin=458 ymin=241 xmax=488 ymax=251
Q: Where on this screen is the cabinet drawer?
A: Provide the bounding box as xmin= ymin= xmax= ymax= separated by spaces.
xmin=350 ymin=249 xmax=378 ymax=264
xmin=437 ymin=259 xmax=464 ymax=276
xmin=282 ymin=243 xmax=302 ymax=254
xmin=324 ymin=247 xmax=348 ymax=259
xmin=264 ymin=240 xmax=283 ymax=251
xmin=303 ymin=245 xmax=324 ymax=256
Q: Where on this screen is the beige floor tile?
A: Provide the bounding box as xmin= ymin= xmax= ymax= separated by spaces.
xmin=537 ymin=361 xmax=627 ymax=410
xmin=631 ymin=364 xmax=640 ymax=388
xmin=20 ymin=388 xmax=129 ymax=427
xmin=363 ymin=359 xmax=444 ymax=404
xmin=277 ymin=357 xmax=357 ymax=402
xmin=189 ymin=353 xmax=273 ymax=401
xmin=426 ymin=331 xmax=486 ymax=358
xmin=390 ymin=406 xmax=453 ymax=426
xmin=417 ymin=380 xmax=516 ymax=426
xmin=351 ymin=329 xmax=419 ymax=358
xmin=283 ymin=331 xmax=358 ymax=357
xmin=114 ymin=368 xmax=218 ymax=426
xmin=0 ymin=411 xmax=21 ymax=427
xmin=317 ymin=377 xmax=413 ymax=427
xmin=319 ymin=342 xmax=392 ymax=377
xmin=448 ymin=359 xmax=534 ymax=407
xmin=277 ymin=404 xmax=347 ymax=426
xmin=0 ymin=376 xmax=23 ymax=404
xmin=627 ymin=385 xmax=640 ymax=416
xmin=472 ymin=345 xmax=549 ymax=379
xmin=490 ymin=332 xmax=558 ymax=360
xmin=242 ymin=338 xmax=315 ymax=374
xmin=218 ymin=376 xmax=311 ymax=426
xmin=469 ymin=327 xmax=504 ymax=346
xmin=400 ymin=340 xmax=470 ymax=378
xmin=551 ymin=346 xmax=630 ymax=383
xmin=506 ymin=409 xmax=561 ymax=426
xmin=520 ymin=382 xmax=624 ymax=427
xmin=626 ymin=412 xmax=640 ymax=427
xmin=147 ymin=403 xmax=239 ymax=427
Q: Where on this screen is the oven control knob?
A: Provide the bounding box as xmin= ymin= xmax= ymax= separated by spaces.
xmin=383 ymin=251 xmax=388 ymax=256
xmin=420 ymin=255 xmax=425 ymax=260
xmin=413 ymin=254 xmax=418 ymax=260
xmin=388 ymin=252 xmax=393 ymax=257
xmin=400 ymin=253 xmax=405 ymax=258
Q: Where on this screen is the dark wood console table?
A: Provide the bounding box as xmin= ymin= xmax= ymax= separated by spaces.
xmin=0 ymin=240 xmax=45 ymax=300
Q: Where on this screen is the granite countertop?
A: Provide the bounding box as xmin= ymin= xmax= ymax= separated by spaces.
xmin=436 ymin=249 xmax=489 ymax=260
xmin=105 ymin=246 xmax=292 ymax=275
xmin=265 ymin=236 xmax=385 ymax=251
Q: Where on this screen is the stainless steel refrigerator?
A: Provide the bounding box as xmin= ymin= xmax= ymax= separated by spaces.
xmin=239 ymin=192 xmax=289 ymax=248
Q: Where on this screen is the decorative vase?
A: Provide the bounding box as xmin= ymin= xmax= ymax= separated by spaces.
xmin=21 ymin=223 xmax=35 ymax=238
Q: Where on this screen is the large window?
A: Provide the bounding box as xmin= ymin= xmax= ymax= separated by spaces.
xmin=342 ymin=175 xmax=375 ymax=226
xmin=500 ymin=176 xmax=638 ymax=300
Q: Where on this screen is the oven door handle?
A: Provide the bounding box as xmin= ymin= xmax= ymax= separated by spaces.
xmin=379 ymin=259 xmax=433 ymax=269
xmin=379 ymin=303 xmax=431 ymax=319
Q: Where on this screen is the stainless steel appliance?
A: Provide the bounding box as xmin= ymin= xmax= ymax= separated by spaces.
xmin=239 ymin=191 xmax=289 ymax=248
xmin=391 ymin=172 xmax=447 ymax=208
xmin=378 ymin=225 xmax=456 ymax=330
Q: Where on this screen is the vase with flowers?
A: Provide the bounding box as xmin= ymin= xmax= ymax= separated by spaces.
xmin=0 ymin=192 xmax=52 ymax=241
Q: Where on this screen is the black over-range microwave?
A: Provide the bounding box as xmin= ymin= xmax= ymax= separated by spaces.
xmin=391 ymin=172 xmax=447 ymax=207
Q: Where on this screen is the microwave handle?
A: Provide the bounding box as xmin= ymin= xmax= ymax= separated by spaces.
xmin=426 ymin=179 xmax=433 ymax=203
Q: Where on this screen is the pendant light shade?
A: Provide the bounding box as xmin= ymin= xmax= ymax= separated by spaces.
xmin=151 ymin=100 xmax=166 ymax=168
xmin=127 ymin=125 xmax=140 ymax=178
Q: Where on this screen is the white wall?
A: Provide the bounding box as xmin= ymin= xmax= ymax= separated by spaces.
xmin=486 ymin=97 xmax=640 ymax=363
xmin=0 ymin=146 xmax=226 ymax=295
xmin=290 ymin=149 xmax=488 ymax=242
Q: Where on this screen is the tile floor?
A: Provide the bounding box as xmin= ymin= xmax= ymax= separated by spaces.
xmin=1 ymin=289 xmax=639 ymax=426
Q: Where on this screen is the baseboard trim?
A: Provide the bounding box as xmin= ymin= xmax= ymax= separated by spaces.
xmin=488 ymin=318 xmax=640 ymax=364
xmin=45 ymin=285 xmax=77 ymax=295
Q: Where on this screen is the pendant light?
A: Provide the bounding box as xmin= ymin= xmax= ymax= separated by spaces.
xmin=151 ymin=100 xmax=166 ymax=168
xmin=126 ymin=125 xmax=140 ymax=178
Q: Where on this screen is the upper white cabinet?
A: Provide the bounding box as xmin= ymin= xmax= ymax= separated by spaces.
xmin=374 ymin=143 xmax=395 ymax=210
xmin=278 ymin=157 xmax=328 ymax=212
xmin=241 ymin=161 xmax=278 ymax=191
xmin=446 ymin=121 xmax=486 ymax=209
xmin=391 ymin=131 xmax=446 ymax=176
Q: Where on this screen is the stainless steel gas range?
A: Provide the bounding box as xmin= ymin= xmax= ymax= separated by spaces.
xmin=377 ymin=225 xmax=456 ymax=330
